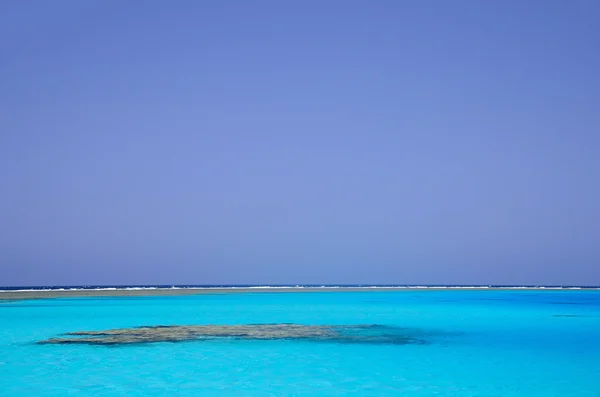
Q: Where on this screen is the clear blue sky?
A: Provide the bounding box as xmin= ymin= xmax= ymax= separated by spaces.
xmin=1 ymin=0 xmax=599 ymax=286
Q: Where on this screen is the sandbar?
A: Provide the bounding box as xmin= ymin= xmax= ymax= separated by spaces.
xmin=1 ymin=286 xmax=596 ymax=300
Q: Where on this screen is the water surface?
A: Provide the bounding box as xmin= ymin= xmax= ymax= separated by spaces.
xmin=1 ymin=290 xmax=599 ymax=396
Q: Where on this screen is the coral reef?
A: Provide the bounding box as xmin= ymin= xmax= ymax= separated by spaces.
xmin=39 ymin=324 xmax=428 ymax=346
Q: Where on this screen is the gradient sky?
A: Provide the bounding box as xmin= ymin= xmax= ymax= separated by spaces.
xmin=1 ymin=0 xmax=599 ymax=286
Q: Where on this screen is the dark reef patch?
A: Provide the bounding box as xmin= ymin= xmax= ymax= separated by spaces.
xmin=553 ymin=314 xmax=597 ymax=318
xmin=38 ymin=324 xmax=441 ymax=346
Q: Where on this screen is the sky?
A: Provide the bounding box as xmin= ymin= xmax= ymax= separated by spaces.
xmin=1 ymin=0 xmax=599 ymax=286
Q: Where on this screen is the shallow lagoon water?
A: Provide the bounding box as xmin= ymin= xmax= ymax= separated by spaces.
xmin=1 ymin=290 xmax=600 ymax=396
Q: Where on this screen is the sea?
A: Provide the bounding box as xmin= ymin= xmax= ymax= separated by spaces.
xmin=1 ymin=285 xmax=599 ymax=396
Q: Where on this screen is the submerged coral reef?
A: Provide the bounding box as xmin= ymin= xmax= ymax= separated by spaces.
xmin=39 ymin=324 xmax=431 ymax=346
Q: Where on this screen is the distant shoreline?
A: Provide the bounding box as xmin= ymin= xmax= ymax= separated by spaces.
xmin=1 ymin=286 xmax=599 ymax=300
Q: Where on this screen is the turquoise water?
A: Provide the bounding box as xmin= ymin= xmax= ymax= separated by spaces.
xmin=1 ymin=290 xmax=600 ymax=396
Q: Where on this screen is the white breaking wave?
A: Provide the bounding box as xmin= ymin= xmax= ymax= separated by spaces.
xmin=1 ymin=285 xmax=599 ymax=292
